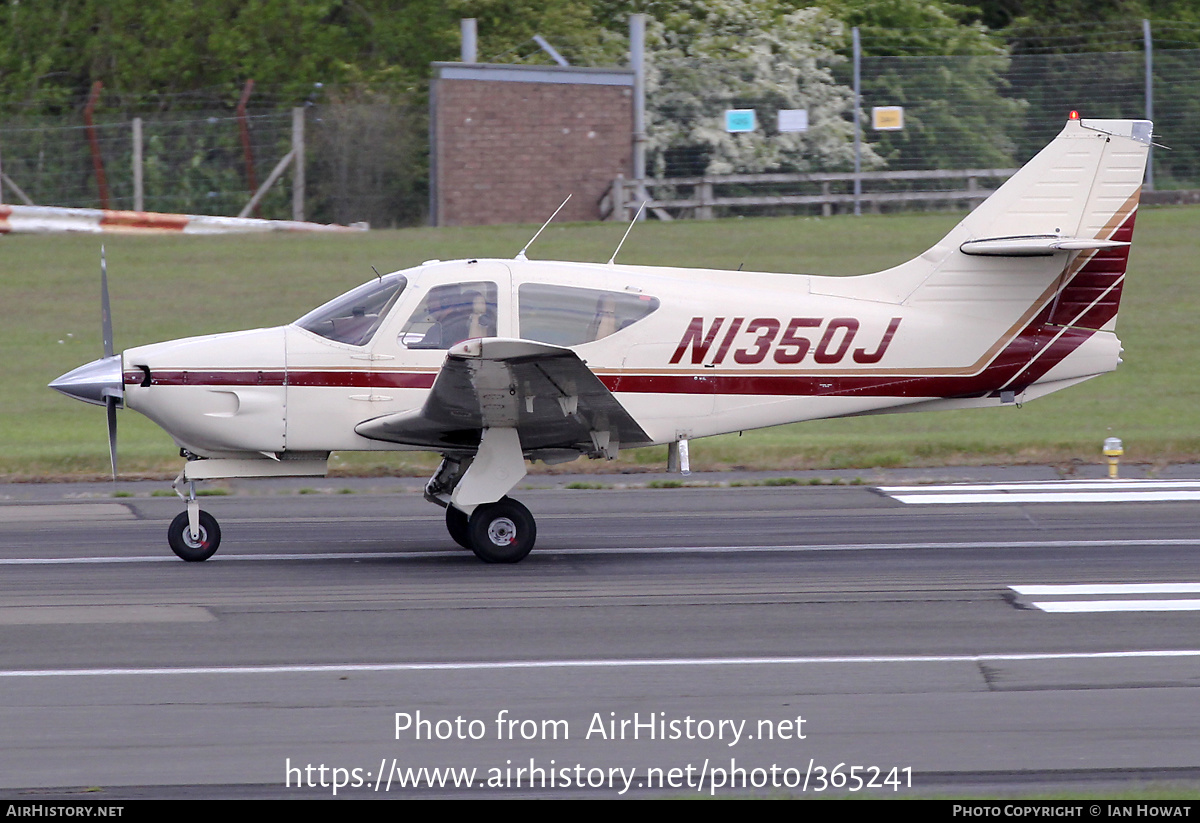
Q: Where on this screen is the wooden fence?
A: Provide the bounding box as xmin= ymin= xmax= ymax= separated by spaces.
xmin=599 ymin=168 xmax=1018 ymax=221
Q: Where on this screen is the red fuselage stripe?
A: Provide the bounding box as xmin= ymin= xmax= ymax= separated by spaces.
xmin=127 ymin=371 xmax=437 ymax=390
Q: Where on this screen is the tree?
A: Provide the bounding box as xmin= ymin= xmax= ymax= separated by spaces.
xmin=0 ymin=0 xmax=463 ymax=109
xmin=448 ymin=0 xmax=628 ymax=65
xmin=994 ymin=1 xmax=1200 ymax=187
xmin=822 ymin=0 xmax=1027 ymax=170
xmin=643 ymin=0 xmax=877 ymax=176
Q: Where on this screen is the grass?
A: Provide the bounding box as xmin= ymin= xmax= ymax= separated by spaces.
xmin=6 ymin=205 xmax=1200 ymax=479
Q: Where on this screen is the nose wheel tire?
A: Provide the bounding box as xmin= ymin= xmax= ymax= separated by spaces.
xmin=467 ymin=497 xmax=536 ymax=563
xmin=167 ymin=510 xmax=221 ymax=561
xmin=445 ymin=506 xmax=472 ymax=550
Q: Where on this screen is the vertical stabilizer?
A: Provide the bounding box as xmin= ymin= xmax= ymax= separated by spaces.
xmin=809 ymin=117 xmax=1152 ymax=405
xmin=893 ymin=117 xmax=1150 ymax=330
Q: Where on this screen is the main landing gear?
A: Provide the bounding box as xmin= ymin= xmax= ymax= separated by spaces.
xmin=447 ymin=497 xmax=536 ymax=563
xmin=426 ymin=437 xmax=538 ymax=563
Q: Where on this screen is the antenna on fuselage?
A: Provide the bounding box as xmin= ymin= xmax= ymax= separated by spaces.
xmin=607 ymin=200 xmax=646 ymax=265
xmin=515 ymin=194 xmax=571 ymax=261
xmin=371 ymin=265 xmax=382 ymax=283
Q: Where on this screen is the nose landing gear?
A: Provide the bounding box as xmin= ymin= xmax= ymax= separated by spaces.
xmin=167 ymin=510 xmax=221 ymax=561
xmin=168 ymin=472 xmax=221 ymax=561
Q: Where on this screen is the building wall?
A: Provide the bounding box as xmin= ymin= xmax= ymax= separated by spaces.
xmin=432 ymin=64 xmax=633 ymax=226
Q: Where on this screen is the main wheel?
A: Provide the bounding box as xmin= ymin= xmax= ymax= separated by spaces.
xmin=445 ymin=506 xmax=471 ymax=550
xmin=466 ymin=497 xmax=536 ymax=563
xmin=167 ymin=510 xmax=221 ymax=562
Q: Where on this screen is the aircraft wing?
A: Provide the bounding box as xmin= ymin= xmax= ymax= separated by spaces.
xmin=354 ymin=338 xmax=652 ymax=458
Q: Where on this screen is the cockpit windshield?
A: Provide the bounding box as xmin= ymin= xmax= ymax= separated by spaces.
xmin=295 ymin=273 xmax=408 ymax=346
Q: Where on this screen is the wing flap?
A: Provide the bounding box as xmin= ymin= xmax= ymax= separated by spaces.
xmin=354 ymin=338 xmax=651 ymax=456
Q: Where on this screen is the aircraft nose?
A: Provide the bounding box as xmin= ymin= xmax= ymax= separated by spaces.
xmin=49 ymin=354 xmax=124 ymax=407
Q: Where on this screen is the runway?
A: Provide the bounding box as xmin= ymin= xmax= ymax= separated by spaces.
xmin=2 ymin=479 xmax=1199 ymax=797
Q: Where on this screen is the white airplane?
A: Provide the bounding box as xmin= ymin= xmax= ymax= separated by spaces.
xmin=50 ymin=114 xmax=1151 ymax=564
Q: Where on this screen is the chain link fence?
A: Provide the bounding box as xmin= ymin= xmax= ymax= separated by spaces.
xmin=0 ymin=110 xmax=295 ymax=216
xmin=647 ymin=45 xmax=1199 ymax=184
xmin=2 ymin=38 xmax=1197 ymax=224
xmin=0 ymin=88 xmax=426 ymax=227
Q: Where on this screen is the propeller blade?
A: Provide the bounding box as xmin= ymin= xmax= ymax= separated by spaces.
xmin=101 ymin=246 xmax=114 ymax=359
xmin=106 ymin=395 xmax=118 ymax=480
xmin=102 ymin=246 xmax=118 ymax=480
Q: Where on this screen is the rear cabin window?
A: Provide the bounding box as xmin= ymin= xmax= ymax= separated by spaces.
xmin=518 ymin=284 xmax=659 ymax=347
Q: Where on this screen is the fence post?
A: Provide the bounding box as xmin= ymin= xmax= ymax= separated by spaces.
xmin=132 ymin=117 xmax=144 ymax=212
xmin=237 ymin=148 xmax=296 ymax=218
xmin=84 ymin=81 xmax=111 ymax=210
xmin=1143 ymin=18 xmax=1154 ymax=191
xmin=821 ymin=181 xmax=831 ymax=217
xmin=461 ymin=18 xmax=477 ymax=63
xmin=237 ymin=80 xmax=259 ymax=217
xmin=608 ymin=174 xmax=624 ymax=221
xmin=852 ymin=27 xmax=862 ymax=217
xmin=697 ymin=178 xmax=713 ymax=220
xmin=292 ymin=108 xmax=305 ymax=221
xmin=0 ymin=135 xmax=33 ymax=205
xmin=630 ymin=13 xmax=647 ymax=222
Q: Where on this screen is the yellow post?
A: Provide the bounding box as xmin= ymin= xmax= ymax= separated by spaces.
xmin=1103 ymin=437 xmax=1124 ymax=479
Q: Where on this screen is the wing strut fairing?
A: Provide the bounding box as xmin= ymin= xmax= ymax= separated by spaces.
xmin=354 ymin=338 xmax=652 ymax=460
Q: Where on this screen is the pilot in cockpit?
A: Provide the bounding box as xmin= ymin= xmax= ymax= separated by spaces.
xmin=410 ymin=288 xmax=496 ymax=349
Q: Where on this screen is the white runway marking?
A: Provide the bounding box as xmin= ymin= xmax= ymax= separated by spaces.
xmin=1010 ymin=582 xmax=1200 ymax=613
xmin=1012 ymin=583 xmax=1200 ymax=596
xmin=879 ymin=479 xmax=1200 ymax=504
xmin=2 ymin=648 xmax=1199 ymax=678
xmin=1035 ymin=599 xmax=1200 ymax=613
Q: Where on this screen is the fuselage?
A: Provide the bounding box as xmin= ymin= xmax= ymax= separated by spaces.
xmin=117 ymin=255 xmax=1122 ymax=460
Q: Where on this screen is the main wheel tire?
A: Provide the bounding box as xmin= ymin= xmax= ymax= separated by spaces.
xmin=466 ymin=497 xmax=536 ymax=564
xmin=445 ymin=506 xmax=471 ymax=550
xmin=167 ymin=510 xmax=221 ymax=562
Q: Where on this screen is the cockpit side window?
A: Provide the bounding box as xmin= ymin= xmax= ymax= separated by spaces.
xmin=519 ymin=284 xmax=659 ymax=346
xmin=399 ymin=281 xmax=498 ymax=349
xmin=295 ymin=274 xmax=408 ymax=346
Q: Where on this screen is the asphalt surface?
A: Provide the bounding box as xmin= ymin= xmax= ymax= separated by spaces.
xmin=2 ymin=468 xmax=1199 ymax=799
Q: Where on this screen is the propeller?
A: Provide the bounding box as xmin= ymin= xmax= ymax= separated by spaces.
xmin=47 ymin=246 xmax=124 ymax=480
xmin=101 ymin=247 xmax=119 ymax=479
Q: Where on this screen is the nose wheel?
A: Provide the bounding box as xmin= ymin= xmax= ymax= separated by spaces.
xmin=457 ymin=497 xmax=536 ymax=563
xmin=167 ymin=510 xmax=221 ymax=561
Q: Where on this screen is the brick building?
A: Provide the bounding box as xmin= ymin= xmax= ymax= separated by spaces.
xmin=430 ymin=63 xmax=634 ymax=226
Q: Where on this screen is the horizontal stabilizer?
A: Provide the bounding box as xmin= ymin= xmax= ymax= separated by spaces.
xmin=959 ymin=235 xmax=1131 ymax=257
